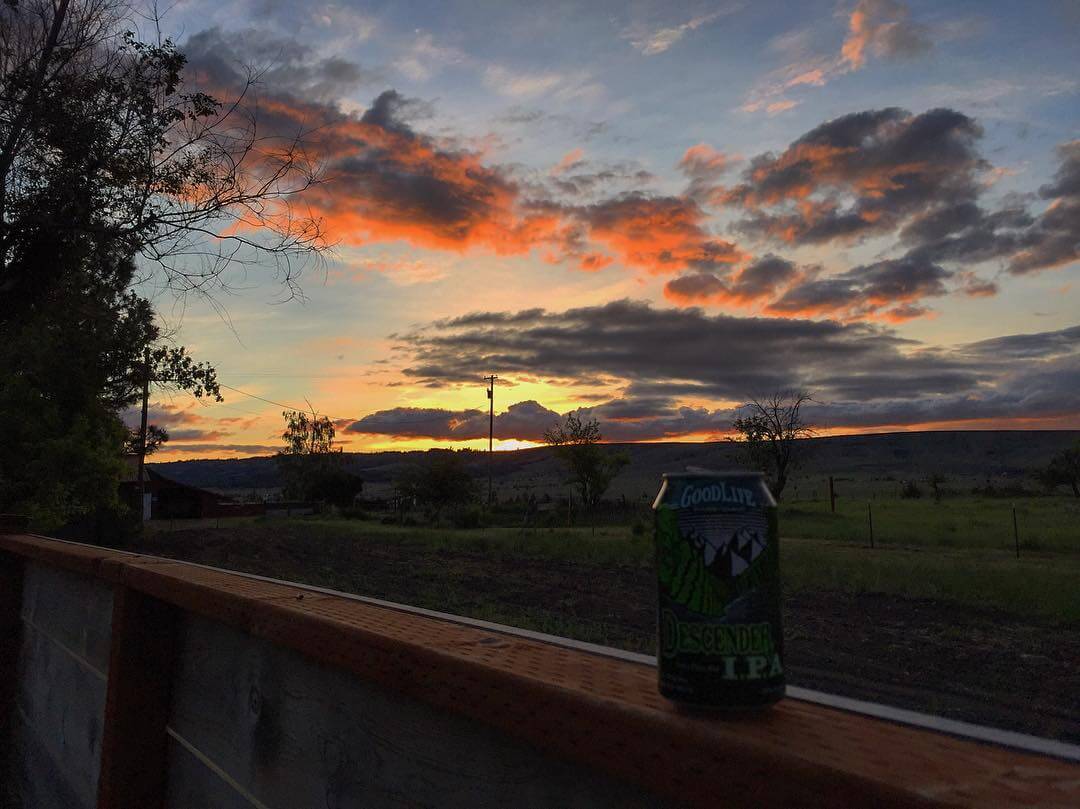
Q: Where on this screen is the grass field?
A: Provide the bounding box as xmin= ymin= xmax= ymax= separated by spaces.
xmin=148 ymin=497 xmax=1080 ymax=625
xmin=781 ymin=539 xmax=1080 ymax=625
xmin=780 ymin=495 xmax=1080 ymax=554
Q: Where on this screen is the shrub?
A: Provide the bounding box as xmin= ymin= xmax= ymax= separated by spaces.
xmin=900 ymin=480 xmax=923 ymax=499
xmin=451 ymin=506 xmax=483 ymax=530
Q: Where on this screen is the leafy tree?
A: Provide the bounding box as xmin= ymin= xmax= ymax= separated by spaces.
xmin=543 ymin=413 xmax=628 ymax=508
xmin=1036 ymin=443 xmax=1080 ymax=497
xmin=0 ymin=1 xmax=324 ymax=308
xmin=123 ymin=425 xmax=169 ymax=456
xmin=0 ymin=255 xmax=220 ymax=529
xmin=280 ymin=408 xmax=337 ymax=456
xmin=276 ymin=408 xmax=362 ymax=506
xmin=927 ymin=472 xmax=946 ymax=503
xmin=394 ymin=450 xmax=477 ymax=522
xmin=731 ymin=391 xmax=815 ymax=502
xmin=0 ymin=1 xmax=323 ymax=528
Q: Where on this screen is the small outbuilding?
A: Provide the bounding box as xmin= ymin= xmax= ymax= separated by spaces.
xmin=119 ymin=459 xmax=262 ymax=520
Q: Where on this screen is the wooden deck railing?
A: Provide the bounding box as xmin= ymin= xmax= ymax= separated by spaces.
xmin=2 ymin=528 xmax=1078 ymax=808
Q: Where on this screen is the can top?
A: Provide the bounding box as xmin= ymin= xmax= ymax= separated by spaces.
xmin=661 ymin=466 xmax=765 ymax=479
xmin=653 ymin=468 xmax=777 ymax=509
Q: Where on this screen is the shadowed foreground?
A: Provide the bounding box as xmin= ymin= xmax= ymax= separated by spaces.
xmin=115 ymin=519 xmax=1080 ymax=743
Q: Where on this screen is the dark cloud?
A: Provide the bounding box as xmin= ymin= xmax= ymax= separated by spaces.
xmin=664 ymin=255 xmax=798 ymax=306
xmin=717 ymin=111 xmax=1077 ymax=315
xmin=358 ymin=89 xmax=435 ymax=132
xmin=385 ymin=301 xmax=1080 ymax=436
xmin=1008 ymin=140 xmax=1080 ymax=274
xmin=895 ymin=140 xmax=1079 ymax=277
xmin=397 ymin=299 xmax=980 ymax=401
xmin=348 ymin=400 xmax=560 ymax=442
xmin=165 ymin=429 xmax=229 ymax=441
xmin=735 ymin=256 xmax=800 ymax=298
xmin=348 ymin=406 xmax=487 ymax=440
xmin=704 ymin=110 xmax=1076 ymax=319
xmin=121 ymin=403 xmax=208 ymax=430
xmin=766 ymin=256 xmax=951 ymax=321
xmin=347 ymin=397 xmax=729 ymax=442
xmin=663 ymin=271 xmax=730 ymax=303
xmin=184 ymin=28 xmax=377 ymax=101
xmin=808 ymin=354 xmax=1080 ymax=428
xmin=725 ymin=107 xmax=985 ymax=247
xmin=958 ymin=325 xmax=1080 ymax=360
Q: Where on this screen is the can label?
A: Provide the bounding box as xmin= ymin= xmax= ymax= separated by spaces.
xmin=654 ymin=474 xmax=784 ymax=707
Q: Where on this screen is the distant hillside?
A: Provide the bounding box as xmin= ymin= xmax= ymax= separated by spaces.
xmin=151 ymin=431 xmax=1078 ymax=500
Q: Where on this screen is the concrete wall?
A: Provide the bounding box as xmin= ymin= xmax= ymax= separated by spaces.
xmin=3 ymin=533 xmax=1077 ymax=809
xmin=4 ymin=559 xmax=655 ymax=809
xmin=165 ymin=614 xmax=654 ymax=809
xmin=12 ymin=564 xmax=113 ymax=809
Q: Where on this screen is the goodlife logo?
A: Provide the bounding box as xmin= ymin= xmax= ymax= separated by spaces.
xmin=678 ymin=482 xmax=756 ymax=509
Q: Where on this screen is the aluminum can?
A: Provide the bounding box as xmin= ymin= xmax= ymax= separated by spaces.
xmin=653 ymin=470 xmax=784 ymax=708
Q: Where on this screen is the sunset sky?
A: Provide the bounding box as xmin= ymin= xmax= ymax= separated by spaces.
xmin=135 ymin=0 xmax=1080 ymax=459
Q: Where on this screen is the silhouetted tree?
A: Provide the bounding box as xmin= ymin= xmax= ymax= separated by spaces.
xmin=731 ymin=391 xmax=815 ymax=502
xmin=0 ymin=256 xmax=220 ymax=528
xmin=394 ymin=450 xmax=477 ymax=522
xmin=0 ymin=1 xmax=325 ymax=527
xmin=276 ymin=407 xmax=362 ymax=507
xmin=928 ymin=472 xmax=946 ymax=502
xmin=1036 ymin=443 xmax=1080 ymax=497
xmin=543 ymin=413 xmax=628 ymax=508
xmin=0 ymin=0 xmax=326 ymax=310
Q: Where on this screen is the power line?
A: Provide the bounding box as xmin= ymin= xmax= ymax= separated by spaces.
xmin=214 ymin=384 xmax=360 ymax=425
xmin=219 ymin=373 xmax=347 ymax=379
xmin=217 ymin=384 xmax=314 ymax=414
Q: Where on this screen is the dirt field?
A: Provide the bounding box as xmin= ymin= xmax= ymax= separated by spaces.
xmin=118 ymin=521 xmax=1080 ymax=743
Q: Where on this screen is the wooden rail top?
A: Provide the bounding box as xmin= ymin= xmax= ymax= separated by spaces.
xmin=2 ymin=531 xmax=1079 ymax=808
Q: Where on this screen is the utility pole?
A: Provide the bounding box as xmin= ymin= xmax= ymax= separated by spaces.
xmin=137 ymin=348 xmax=151 ymax=521
xmin=485 ymin=374 xmax=497 ymax=504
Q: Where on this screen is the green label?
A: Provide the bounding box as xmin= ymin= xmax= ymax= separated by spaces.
xmin=655 ymin=505 xmax=730 ymax=616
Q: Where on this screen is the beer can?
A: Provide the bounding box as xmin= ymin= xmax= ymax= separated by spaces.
xmin=653 ymin=470 xmax=784 ymax=708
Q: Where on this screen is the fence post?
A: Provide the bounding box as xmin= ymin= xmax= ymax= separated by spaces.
xmin=1012 ymin=505 xmax=1020 ymax=560
xmin=867 ymin=503 xmax=874 ymax=549
xmin=97 ymin=586 xmax=180 ymax=809
xmin=829 ymin=476 xmax=836 ymax=513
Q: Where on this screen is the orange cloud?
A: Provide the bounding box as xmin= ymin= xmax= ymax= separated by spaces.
xmin=195 ymin=75 xmax=748 ymax=279
xmin=842 ymin=0 xmax=931 ymax=71
xmin=579 ymin=252 xmax=614 ymax=271
xmin=580 ymin=194 xmax=745 ymax=275
xmin=842 ymin=5 xmax=873 ymax=68
xmin=679 ymin=143 xmax=730 ymax=175
xmin=553 ymin=147 xmax=585 ymax=175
